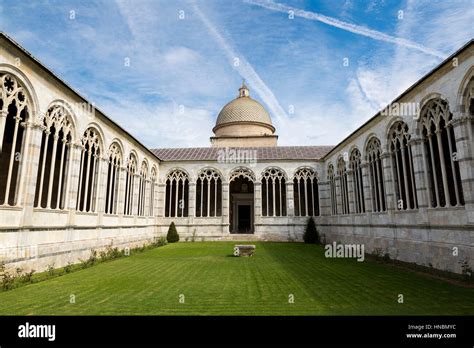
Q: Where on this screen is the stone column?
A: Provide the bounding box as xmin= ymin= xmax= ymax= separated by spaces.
xmin=96 ymin=156 xmax=109 ymax=214
xmin=335 ymin=175 xmax=342 ymax=214
xmin=17 ymin=121 xmax=41 ymax=209
xmin=452 ymin=114 xmax=474 ymax=223
xmin=346 ymin=169 xmax=355 ymax=213
xmin=188 ymin=182 xmax=196 ymax=218
xmin=116 ymin=166 xmax=126 ymax=216
xmin=221 ymin=182 xmax=230 ymax=232
xmin=286 ymin=181 xmax=295 ymax=216
xmin=379 ymin=153 xmax=395 ymax=212
xmin=0 ymin=109 xmax=8 ymax=152
xmin=361 ymin=161 xmax=372 ymax=213
xmin=254 ymin=181 xmax=262 ymax=233
xmin=132 ymin=173 xmax=140 ymax=216
xmin=409 ymin=137 xmax=430 ymax=209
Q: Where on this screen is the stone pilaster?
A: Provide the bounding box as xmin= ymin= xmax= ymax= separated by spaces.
xmin=346 ymin=169 xmax=355 ymax=214
xmin=335 ymin=175 xmax=342 ymax=214
xmin=132 ymin=173 xmax=140 ymax=216
xmin=318 ymin=180 xmax=330 ymax=216
xmin=116 ymin=167 xmax=126 ymax=216
xmin=221 ymin=182 xmax=230 ymax=231
xmin=380 ymin=153 xmax=395 ymax=212
xmin=188 ymin=182 xmax=196 ymax=218
xmin=409 ymin=137 xmax=430 ymax=209
xmin=17 ymin=121 xmax=41 ymax=210
xmin=157 ymin=182 xmax=166 ymax=218
xmin=452 ymin=114 xmax=474 ymax=223
xmin=96 ymin=156 xmax=109 ymax=214
xmin=254 ymin=181 xmax=262 ymax=225
xmin=361 ymin=161 xmax=372 ymax=213
xmin=286 ymin=181 xmax=294 ymax=216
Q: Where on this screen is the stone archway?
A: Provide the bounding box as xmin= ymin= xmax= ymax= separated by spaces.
xmin=229 ymin=176 xmax=254 ymax=234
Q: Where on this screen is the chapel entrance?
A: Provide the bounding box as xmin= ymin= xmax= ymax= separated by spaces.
xmin=229 ymin=176 xmax=254 ymax=234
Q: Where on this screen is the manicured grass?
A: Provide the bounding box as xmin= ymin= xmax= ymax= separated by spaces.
xmin=0 ymin=242 xmax=473 ymax=315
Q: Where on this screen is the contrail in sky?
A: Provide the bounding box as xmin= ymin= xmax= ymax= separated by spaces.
xmin=244 ymin=0 xmax=446 ymax=59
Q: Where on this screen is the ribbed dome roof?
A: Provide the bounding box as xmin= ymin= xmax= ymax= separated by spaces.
xmin=214 ymin=83 xmax=274 ymax=132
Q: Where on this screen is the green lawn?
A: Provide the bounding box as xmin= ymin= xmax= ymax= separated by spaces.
xmin=0 ymin=242 xmax=473 ymax=315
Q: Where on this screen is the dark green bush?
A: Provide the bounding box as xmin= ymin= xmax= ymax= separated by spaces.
xmin=167 ymin=222 xmax=180 ymax=243
xmin=303 ymin=217 xmax=320 ymax=244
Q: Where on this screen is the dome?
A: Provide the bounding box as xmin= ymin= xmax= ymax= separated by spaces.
xmin=213 ymin=83 xmax=275 ymax=133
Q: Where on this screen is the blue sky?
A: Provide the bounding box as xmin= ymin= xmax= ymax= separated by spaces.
xmin=0 ymin=0 xmax=473 ymax=148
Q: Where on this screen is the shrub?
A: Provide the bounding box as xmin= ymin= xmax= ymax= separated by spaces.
xmin=0 ymin=262 xmax=14 ymax=290
xmin=46 ymin=264 xmax=55 ymax=276
xmin=64 ymin=262 xmax=73 ymax=273
xmin=166 ymin=222 xmax=180 ymax=243
xmin=303 ymin=217 xmax=320 ymax=244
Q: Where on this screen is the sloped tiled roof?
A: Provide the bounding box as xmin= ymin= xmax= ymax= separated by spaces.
xmin=151 ymin=146 xmax=333 ymax=162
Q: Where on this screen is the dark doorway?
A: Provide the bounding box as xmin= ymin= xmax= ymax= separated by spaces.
xmin=238 ymin=205 xmax=251 ymax=233
xmin=229 ymin=176 xmax=254 ymax=234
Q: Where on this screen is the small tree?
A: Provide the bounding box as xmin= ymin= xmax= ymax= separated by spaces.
xmin=303 ymin=217 xmax=319 ymax=244
xmin=167 ymin=222 xmax=180 ymax=243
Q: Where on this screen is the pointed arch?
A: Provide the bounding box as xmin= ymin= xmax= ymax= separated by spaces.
xmin=196 ymin=167 xmax=223 ymax=217
xmin=366 ymin=136 xmax=386 ymax=212
xmin=0 ymin=72 xmax=32 ymax=206
xmin=104 ymin=142 xmax=122 ymax=214
xmin=76 ymin=126 xmax=102 ymax=212
xmin=349 ymin=147 xmax=365 ymax=214
xmin=165 ymin=168 xmax=189 ymax=217
xmin=293 ymin=167 xmax=318 ymax=216
xmin=419 ymin=97 xmax=464 ymax=207
xmin=34 ymin=103 xmax=75 ymax=209
xmin=261 ymin=167 xmax=287 ymax=217
xmin=388 ymin=121 xmax=417 ymax=210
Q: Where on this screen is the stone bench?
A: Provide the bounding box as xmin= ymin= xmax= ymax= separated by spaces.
xmin=234 ymin=244 xmax=256 ymax=257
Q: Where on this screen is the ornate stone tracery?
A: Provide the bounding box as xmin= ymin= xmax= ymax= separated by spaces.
xmin=419 ymin=98 xmax=464 ymax=207
xmin=76 ymin=127 xmax=102 ymax=213
xmin=366 ymin=137 xmax=386 ymax=212
xmin=165 ymin=169 xmax=189 ymax=217
xmin=293 ymin=167 xmax=318 ymax=217
xmin=196 ymin=168 xmax=222 ymax=217
xmin=261 ymin=167 xmax=287 ymax=217
xmin=349 ymin=148 xmax=365 ymax=214
xmin=388 ymin=121 xmax=417 ymax=210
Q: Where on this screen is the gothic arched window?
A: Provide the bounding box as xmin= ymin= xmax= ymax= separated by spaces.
xmin=137 ymin=161 xmax=148 ymax=217
xmin=165 ymin=169 xmax=189 ymax=217
xmin=349 ymin=148 xmax=365 ymax=214
xmin=388 ymin=121 xmax=417 ymax=210
xmin=366 ymin=137 xmax=386 ymax=212
xmin=105 ymin=143 xmax=122 ymax=215
xmin=293 ymin=167 xmax=318 ymax=216
xmin=0 ymin=73 xmax=30 ymax=206
xmin=34 ymin=105 xmax=73 ymax=210
xmin=420 ymin=98 xmax=464 ymax=207
xmin=123 ymin=153 xmax=137 ymax=216
xmin=196 ymin=168 xmax=222 ymax=217
xmin=337 ymin=157 xmax=350 ymax=214
xmin=149 ymin=167 xmax=157 ymax=217
xmin=76 ymin=127 xmax=102 ymax=212
xmin=328 ymin=164 xmax=337 ymax=215
xmin=262 ymin=167 xmax=287 ymax=217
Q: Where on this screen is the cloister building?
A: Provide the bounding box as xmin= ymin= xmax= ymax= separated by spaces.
xmin=1 ymin=32 xmax=473 ymax=274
